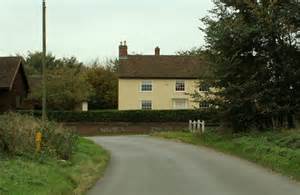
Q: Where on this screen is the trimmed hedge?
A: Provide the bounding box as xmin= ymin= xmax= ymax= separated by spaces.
xmin=18 ymin=110 xmax=219 ymax=124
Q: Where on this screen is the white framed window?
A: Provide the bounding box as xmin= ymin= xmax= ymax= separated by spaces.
xmin=141 ymin=100 xmax=152 ymax=110
xmin=140 ymin=81 xmax=152 ymax=92
xmin=199 ymin=101 xmax=209 ymax=109
xmin=175 ymin=80 xmax=185 ymax=92
xmin=173 ymin=99 xmax=188 ymax=109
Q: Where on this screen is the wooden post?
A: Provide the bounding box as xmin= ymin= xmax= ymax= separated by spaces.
xmin=42 ymin=0 xmax=47 ymax=123
xmin=189 ymin=120 xmax=192 ymax=132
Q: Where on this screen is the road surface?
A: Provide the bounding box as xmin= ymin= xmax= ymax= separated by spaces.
xmin=88 ymin=136 xmax=300 ymax=195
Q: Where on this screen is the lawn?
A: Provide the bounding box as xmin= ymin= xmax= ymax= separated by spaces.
xmin=0 ymin=138 xmax=110 ymax=195
xmin=152 ymin=129 xmax=300 ymax=181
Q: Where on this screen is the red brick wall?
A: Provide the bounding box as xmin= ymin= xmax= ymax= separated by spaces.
xmin=63 ymin=122 xmax=188 ymax=136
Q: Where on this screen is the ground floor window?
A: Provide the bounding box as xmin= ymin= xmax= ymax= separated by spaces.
xmin=141 ymin=100 xmax=152 ymax=110
xmin=173 ymin=99 xmax=188 ymax=109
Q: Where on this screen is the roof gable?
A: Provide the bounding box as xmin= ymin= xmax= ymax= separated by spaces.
xmin=0 ymin=57 xmax=29 ymax=91
xmin=119 ymin=55 xmax=211 ymax=79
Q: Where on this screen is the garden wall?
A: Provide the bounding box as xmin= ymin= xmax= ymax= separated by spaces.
xmin=63 ymin=122 xmax=189 ymax=136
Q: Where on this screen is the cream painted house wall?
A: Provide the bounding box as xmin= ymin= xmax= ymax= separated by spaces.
xmin=118 ymin=79 xmax=200 ymax=110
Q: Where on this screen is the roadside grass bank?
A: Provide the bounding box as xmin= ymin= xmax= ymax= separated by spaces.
xmin=0 ymin=138 xmax=110 ymax=194
xmin=0 ymin=113 xmax=110 ymax=194
xmin=151 ymin=129 xmax=300 ymax=181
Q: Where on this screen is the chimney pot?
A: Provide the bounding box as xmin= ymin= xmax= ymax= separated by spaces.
xmin=155 ymin=47 xmax=160 ymax=56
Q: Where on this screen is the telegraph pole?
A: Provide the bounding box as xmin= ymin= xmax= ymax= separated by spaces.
xmin=42 ymin=0 xmax=47 ymax=122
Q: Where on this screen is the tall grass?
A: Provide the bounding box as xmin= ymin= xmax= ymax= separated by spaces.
xmin=0 ymin=112 xmax=78 ymax=160
xmin=152 ymin=129 xmax=300 ymax=181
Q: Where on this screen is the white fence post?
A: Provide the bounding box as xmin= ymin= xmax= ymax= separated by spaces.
xmin=189 ymin=120 xmax=205 ymax=134
xmin=193 ymin=121 xmax=197 ymax=133
xmin=197 ymin=120 xmax=201 ymax=132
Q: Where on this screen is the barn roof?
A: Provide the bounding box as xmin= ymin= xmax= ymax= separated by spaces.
xmin=0 ymin=57 xmax=29 ymax=91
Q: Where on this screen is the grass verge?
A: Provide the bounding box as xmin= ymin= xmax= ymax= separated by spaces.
xmin=0 ymin=138 xmax=110 ymax=195
xmin=152 ymin=130 xmax=300 ymax=181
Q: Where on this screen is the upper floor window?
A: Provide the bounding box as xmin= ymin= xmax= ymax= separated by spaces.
xmin=141 ymin=81 xmax=152 ymax=92
xmin=141 ymin=100 xmax=152 ymax=110
xmin=199 ymin=83 xmax=210 ymax=92
xmin=175 ymin=80 xmax=185 ymax=92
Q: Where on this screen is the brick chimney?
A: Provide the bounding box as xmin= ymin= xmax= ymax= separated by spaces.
xmin=155 ymin=47 xmax=160 ymax=56
xmin=119 ymin=41 xmax=128 ymax=59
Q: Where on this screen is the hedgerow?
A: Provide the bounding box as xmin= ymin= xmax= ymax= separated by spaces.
xmin=18 ymin=109 xmax=219 ymax=124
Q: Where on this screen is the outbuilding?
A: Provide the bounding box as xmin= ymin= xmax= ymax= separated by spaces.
xmin=0 ymin=57 xmax=30 ymax=112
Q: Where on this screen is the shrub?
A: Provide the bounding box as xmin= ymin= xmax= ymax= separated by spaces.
xmin=18 ymin=109 xmax=220 ymax=124
xmin=0 ymin=113 xmax=78 ymax=160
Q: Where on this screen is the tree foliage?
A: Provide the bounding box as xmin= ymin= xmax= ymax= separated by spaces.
xmin=28 ymin=66 xmax=93 ymax=111
xmin=201 ymin=0 xmax=300 ymax=131
xmin=24 ymin=52 xmax=93 ymax=110
xmin=23 ymin=52 xmax=118 ymax=110
xmin=85 ymin=60 xmax=118 ymax=109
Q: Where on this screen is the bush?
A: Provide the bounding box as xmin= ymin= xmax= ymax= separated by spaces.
xmin=0 ymin=113 xmax=78 ymax=160
xmin=18 ymin=109 xmax=219 ymax=124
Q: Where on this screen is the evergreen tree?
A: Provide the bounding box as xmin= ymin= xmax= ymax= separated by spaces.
xmin=201 ymin=0 xmax=300 ymax=131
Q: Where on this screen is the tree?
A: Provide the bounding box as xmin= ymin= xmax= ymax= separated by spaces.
xmin=201 ymin=0 xmax=300 ymax=131
xmin=29 ymin=66 xmax=93 ymax=110
xmin=23 ymin=52 xmax=119 ymax=110
xmin=23 ymin=52 xmax=84 ymax=75
xmin=85 ymin=63 xmax=118 ymax=109
xmin=24 ymin=52 xmax=92 ymax=110
xmin=176 ymin=47 xmax=205 ymax=56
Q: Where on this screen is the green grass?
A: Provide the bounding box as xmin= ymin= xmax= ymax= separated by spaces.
xmin=152 ymin=130 xmax=300 ymax=181
xmin=0 ymin=138 xmax=110 ymax=195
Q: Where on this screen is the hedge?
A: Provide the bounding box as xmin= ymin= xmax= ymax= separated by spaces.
xmin=18 ymin=110 xmax=219 ymax=124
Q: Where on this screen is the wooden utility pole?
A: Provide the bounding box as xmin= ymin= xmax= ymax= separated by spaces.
xmin=42 ymin=0 xmax=47 ymax=122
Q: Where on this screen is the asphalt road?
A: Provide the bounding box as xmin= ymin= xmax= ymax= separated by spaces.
xmin=88 ymin=136 xmax=300 ymax=195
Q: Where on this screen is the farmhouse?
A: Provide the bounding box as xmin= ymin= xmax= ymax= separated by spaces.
xmin=0 ymin=57 xmax=30 ymax=112
xmin=118 ymin=42 xmax=211 ymax=110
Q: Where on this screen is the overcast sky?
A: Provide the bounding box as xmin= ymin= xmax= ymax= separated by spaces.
xmin=0 ymin=0 xmax=213 ymax=62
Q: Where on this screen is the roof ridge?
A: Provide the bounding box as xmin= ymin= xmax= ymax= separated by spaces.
xmin=127 ymin=55 xmax=200 ymax=57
